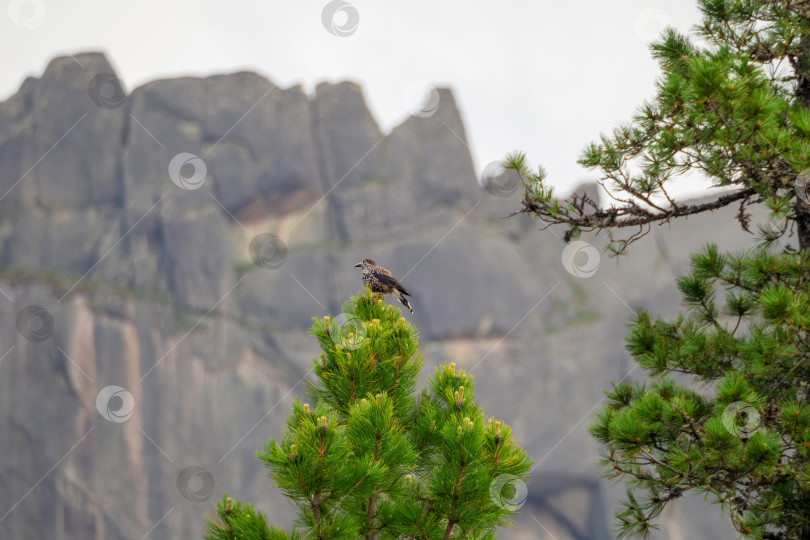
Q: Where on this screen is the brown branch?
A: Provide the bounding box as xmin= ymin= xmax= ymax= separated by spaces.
xmin=312 ymin=490 xmax=324 ymax=540
xmin=364 ymin=494 xmax=379 ymax=540
xmin=671 ymin=402 xmax=703 ymax=442
xmin=363 ymin=432 xmax=383 ymax=540
xmin=442 ymin=464 xmax=466 ymax=540
xmin=521 ymin=186 xmax=757 ymax=232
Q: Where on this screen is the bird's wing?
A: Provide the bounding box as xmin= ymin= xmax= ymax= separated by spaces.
xmin=373 ymin=270 xmax=411 ymax=296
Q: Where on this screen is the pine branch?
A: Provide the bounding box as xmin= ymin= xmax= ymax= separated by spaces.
xmin=524 ymin=185 xmax=755 ymax=229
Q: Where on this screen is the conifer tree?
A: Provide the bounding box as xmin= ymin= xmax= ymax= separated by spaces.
xmin=590 ymin=246 xmax=810 ymax=538
xmin=503 ymin=1 xmax=810 ymax=538
xmin=203 ymin=289 xmax=531 ymax=540
xmin=507 ymin=0 xmax=810 ymax=254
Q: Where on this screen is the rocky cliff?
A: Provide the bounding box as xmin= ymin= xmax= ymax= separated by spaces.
xmin=0 ymin=52 xmax=753 ymax=539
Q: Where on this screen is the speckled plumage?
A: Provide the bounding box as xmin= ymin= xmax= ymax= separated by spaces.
xmin=353 ymin=258 xmax=414 ymax=314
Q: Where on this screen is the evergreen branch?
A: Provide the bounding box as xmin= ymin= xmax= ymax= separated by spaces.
xmin=518 ymin=185 xmax=757 ymax=235
xmin=442 ymin=463 xmax=466 ymax=540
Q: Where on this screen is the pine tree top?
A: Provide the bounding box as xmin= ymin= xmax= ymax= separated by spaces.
xmin=204 ymin=289 xmax=532 ymax=540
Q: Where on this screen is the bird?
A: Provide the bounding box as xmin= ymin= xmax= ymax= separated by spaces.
xmin=353 ymin=258 xmax=414 ymax=314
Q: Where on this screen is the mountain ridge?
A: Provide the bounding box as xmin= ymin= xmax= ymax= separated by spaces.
xmin=0 ymin=51 xmax=751 ymax=539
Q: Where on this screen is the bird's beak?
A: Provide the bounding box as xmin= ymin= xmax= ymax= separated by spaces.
xmin=353 ymin=262 xmax=362 ymax=267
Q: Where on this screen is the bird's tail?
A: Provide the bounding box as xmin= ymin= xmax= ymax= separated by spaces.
xmin=392 ymin=289 xmax=414 ymax=314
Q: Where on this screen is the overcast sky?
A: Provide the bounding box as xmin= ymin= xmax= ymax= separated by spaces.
xmin=1 ymin=0 xmax=703 ymax=198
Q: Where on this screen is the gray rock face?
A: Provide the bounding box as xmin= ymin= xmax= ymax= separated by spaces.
xmin=0 ymin=52 xmax=748 ymax=540
xmin=312 ymin=81 xmax=384 ymax=192
xmin=33 ymin=53 xmax=126 ymax=210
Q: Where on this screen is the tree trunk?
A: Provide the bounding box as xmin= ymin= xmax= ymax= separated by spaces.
xmin=795 ymin=35 xmax=810 ymax=250
xmin=796 ymin=204 xmax=810 ymax=250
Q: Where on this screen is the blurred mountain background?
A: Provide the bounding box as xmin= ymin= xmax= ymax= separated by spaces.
xmin=0 ymin=52 xmax=753 ymax=539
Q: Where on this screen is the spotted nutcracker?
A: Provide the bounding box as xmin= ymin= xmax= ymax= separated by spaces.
xmin=353 ymin=258 xmax=414 ymax=314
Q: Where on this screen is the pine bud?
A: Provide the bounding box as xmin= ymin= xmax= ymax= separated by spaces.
xmin=318 ymin=416 xmax=328 ymax=431
xmin=404 ymin=474 xmax=413 ymax=485
xmin=454 ymin=387 xmax=465 ymax=408
xmin=303 ymin=403 xmax=310 ymax=415
xmin=449 ymin=363 xmax=456 ymax=375
xmin=376 ymin=393 xmax=383 ymax=406
xmin=430 ymin=420 xmax=436 ymax=433
xmin=457 ymin=425 xmax=463 ymax=437
xmin=226 ymin=497 xmax=233 ymax=509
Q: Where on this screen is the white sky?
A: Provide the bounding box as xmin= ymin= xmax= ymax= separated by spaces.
xmin=1 ymin=0 xmax=704 ymax=198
